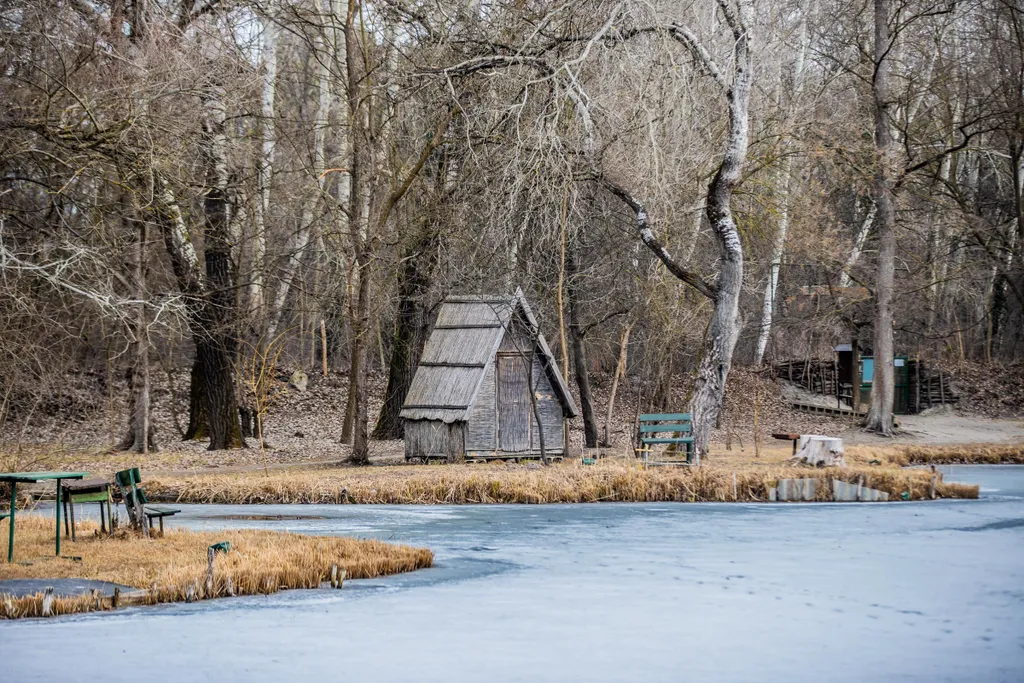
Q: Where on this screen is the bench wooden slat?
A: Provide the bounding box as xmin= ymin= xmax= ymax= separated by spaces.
xmin=638 ymin=412 xmax=695 ymax=463
xmin=638 ymin=440 xmax=696 ymax=446
xmin=639 ymin=413 xmax=692 ymax=422
xmin=65 ymin=490 xmax=110 ymax=503
xmin=144 ymin=506 xmax=180 ymax=517
xmin=639 ymin=423 xmax=692 ymax=433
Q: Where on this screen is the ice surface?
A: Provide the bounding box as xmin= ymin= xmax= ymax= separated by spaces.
xmin=2 ymin=466 xmax=1022 ymax=683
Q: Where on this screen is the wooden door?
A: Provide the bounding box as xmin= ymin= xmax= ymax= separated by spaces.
xmin=497 ymin=354 xmax=531 ymax=452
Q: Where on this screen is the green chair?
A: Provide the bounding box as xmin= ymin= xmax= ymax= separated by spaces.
xmin=114 ymin=468 xmax=180 ymax=535
xmin=61 ymin=478 xmax=113 ymax=539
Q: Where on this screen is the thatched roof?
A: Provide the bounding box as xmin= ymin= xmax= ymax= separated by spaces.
xmin=400 ymin=288 xmax=579 ymax=423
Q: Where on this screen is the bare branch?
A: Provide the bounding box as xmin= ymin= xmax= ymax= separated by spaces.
xmin=602 ymin=178 xmax=718 ymax=301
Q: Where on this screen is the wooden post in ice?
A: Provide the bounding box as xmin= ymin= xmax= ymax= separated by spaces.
xmin=41 ymin=587 xmax=54 ymax=617
xmin=330 ymin=564 xmax=347 ymax=589
xmin=206 ymin=546 xmax=215 ymax=597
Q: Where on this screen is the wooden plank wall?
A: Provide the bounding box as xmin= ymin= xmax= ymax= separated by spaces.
xmin=465 ymin=362 xmax=497 ymax=452
xmin=907 ymin=359 xmax=959 ymax=411
xmin=497 ymin=354 xmax=532 ymax=451
xmin=531 ymin=356 xmax=564 ymax=452
xmin=463 ymin=320 xmax=566 ymax=457
xmin=404 ymin=420 xmax=466 ymax=461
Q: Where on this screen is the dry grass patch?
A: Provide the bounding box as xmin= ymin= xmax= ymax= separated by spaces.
xmin=145 ymin=458 xmax=978 ymax=506
xmin=878 ymin=444 xmax=1024 ymax=466
xmin=1 ymin=515 xmax=432 ymax=619
xmin=709 ymin=442 xmax=1024 ymax=468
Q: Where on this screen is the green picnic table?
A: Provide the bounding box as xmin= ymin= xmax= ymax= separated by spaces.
xmin=1 ymin=471 xmax=89 ymax=562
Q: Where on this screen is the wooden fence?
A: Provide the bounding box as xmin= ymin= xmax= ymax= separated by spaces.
xmin=771 ymin=358 xmax=958 ymax=414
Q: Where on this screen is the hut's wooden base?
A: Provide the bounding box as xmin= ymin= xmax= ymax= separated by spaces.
xmin=406 ymin=451 xmax=566 ymax=463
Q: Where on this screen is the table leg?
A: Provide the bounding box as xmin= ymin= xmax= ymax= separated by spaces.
xmin=7 ymin=481 xmax=15 ymax=563
xmin=55 ymin=478 xmax=62 ymax=557
xmin=63 ymin=493 xmax=69 ymax=538
xmin=69 ymin=493 xmax=76 ymax=541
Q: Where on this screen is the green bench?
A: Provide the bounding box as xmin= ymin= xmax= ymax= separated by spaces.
xmin=637 ymin=413 xmax=695 ymax=464
xmin=61 ymin=478 xmax=114 ymax=539
xmin=115 ymin=468 xmax=180 ymax=535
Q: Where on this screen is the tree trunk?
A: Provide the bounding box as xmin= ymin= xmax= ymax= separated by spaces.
xmin=688 ymin=260 xmax=743 ymax=460
xmin=567 ymin=242 xmax=598 ymax=448
xmin=192 ymin=86 xmax=245 ymax=450
xmin=373 ymin=227 xmax=437 ymax=439
xmin=148 ymin=176 xmax=239 ymax=448
xmin=686 ymin=8 xmax=753 ymax=461
xmin=347 ymin=249 xmax=371 ymax=463
xmin=527 ymin=349 xmax=548 ymax=465
xmin=119 ymin=200 xmax=156 ymax=452
xmin=753 ymin=159 xmax=791 ymax=366
xmin=838 ymin=199 xmax=876 ymax=288
xmin=182 ymin=359 xmax=206 ymax=440
xmin=370 ymin=106 xmax=456 ymax=440
xmin=342 ymin=0 xmax=371 ymax=464
xmin=602 ymin=320 xmax=633 ymax=446
xmin=339 ymin=184 xmax=370 ymax=449
xmin=605 ymin=3 xmax=753 ymax=462
xmin=340 ymin=337 xmax=358 ymax=444
xmin=864 ymin=0 xmax=896 ymax=435
xmin=250 ymin=14 xmax=276 ymax=325
xmin=989 ymin=228 xmax=1017 ymax=354
xmin=266 ymin=5 xmax=331 ymax=340
xmin=651 ymin=352 xmax=673 ymax=412
xmin=195 ymin=336 xmax=243 ymax=450
xmin=753 ymin=9 xmax=808 ymax=366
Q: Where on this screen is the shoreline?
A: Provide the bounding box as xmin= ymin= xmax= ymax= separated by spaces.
xmin=9 ymin=443 xmax=1019 ymax=508
xmin=146 ymin=459 xmax=981 ymax=506
xmin=0 ymin=516 xmax=432 ymax=619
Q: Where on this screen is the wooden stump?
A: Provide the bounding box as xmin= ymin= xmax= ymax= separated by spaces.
xmin=789 ymin=435 xmax=845 ymax=467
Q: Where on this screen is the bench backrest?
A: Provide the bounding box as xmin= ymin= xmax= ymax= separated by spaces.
xmin=115 ymin=467 xmax=142 ymax=488
xmin=639 ymin=413 xmax=692 ymax=434
xmin=114 ymin=467 xmax=148 ymax=505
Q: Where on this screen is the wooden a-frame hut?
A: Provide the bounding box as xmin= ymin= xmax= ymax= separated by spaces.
xmin=400 ymin=289 xmax=578 ymax=461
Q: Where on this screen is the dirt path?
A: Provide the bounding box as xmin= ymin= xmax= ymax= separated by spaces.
xmin=838 ymin=410 xmax=1024 ymax=446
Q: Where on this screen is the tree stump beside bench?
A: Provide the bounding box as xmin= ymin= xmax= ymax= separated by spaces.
xmin=789 ymin=435 xmax=845 ymax=467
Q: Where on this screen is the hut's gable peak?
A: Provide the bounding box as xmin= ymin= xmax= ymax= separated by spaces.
xmin=400 ymin=289 xmax=578 ymax=422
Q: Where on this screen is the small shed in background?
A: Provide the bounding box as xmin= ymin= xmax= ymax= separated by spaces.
xmin=400 ymin=289 xmax=578 ymax=461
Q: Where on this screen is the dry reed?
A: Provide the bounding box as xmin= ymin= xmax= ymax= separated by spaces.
xmin=1 ymin=515 xmax=433 ymax=619
xmin=878 ymin=444 xmax=1024 ymax=466
xmin=146 ymin=459 xmax=979 ymax=506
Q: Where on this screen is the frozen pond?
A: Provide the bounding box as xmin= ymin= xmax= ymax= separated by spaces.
xmin=2 ymin=465 xmax=1023 ymax=682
